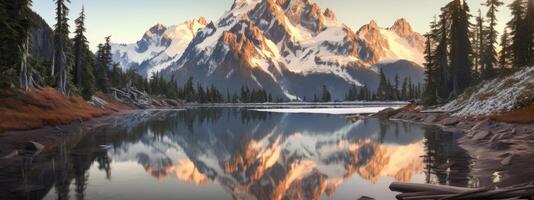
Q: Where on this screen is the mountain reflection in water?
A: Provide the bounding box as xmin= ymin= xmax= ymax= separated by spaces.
xmin=1 ymin=108 xmax=473 ymax=200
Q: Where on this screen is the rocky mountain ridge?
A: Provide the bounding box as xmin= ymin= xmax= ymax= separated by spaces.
xmin=112 ymin=0 xmax=426 ymax=100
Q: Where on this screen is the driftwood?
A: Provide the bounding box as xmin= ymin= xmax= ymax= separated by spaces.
xmin=110 ymin=87 xmax=153 ymax=108
xmin=108 ymin=85 xmax=183 ymax=108
xmin=390 ymin=182 xmax=534 ymax=200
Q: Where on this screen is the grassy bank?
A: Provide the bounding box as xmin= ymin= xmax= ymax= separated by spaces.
xmin=0 ymin=87 xmax=129 ymax=132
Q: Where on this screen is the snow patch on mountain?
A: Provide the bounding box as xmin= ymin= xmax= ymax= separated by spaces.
xmin=379 ymin=29 xmax=424 ymax=65
xmin=111 ymin=18 xmax=207 ymax=77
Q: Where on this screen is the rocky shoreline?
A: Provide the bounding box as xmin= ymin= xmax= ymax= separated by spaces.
xmin=375 ymin=107 xmax=534 ymax=187
xmin=0 ymin=111 xmax=137 ymax=167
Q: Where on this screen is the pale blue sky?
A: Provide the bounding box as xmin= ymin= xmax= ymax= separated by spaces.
xmin=32 ymin=0 xmax=511 ymax=51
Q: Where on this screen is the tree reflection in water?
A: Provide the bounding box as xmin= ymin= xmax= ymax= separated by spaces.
xmin=0 ymin=108 xmax=472 ymax=200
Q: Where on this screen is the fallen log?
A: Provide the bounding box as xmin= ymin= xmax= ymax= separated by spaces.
xmin=396 ymin=191 xmax=439 ymax=199
xmin=390 ymin=182 xmax=474 ymax=194
xmin=390 ymin=182 xmax=534 ymax=200
xmin=439 ymin=186 xmax=492 ymax=200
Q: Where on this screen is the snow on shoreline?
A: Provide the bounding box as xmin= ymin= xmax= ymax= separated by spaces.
xmin=251 ymin=106 xmax=401 ymax=115
xmin=440 ymin=66 xmax=534 ymax=116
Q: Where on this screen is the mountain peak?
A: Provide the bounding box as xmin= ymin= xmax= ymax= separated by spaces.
xmin=149 ymin=23 xmax=167 ymax=33
xmin=368 ymin=20 xmax=378 ymax=28
xmin=232 ymin=0 xmax=260 ymax=9
xmin=323 ymin=8 xmax=336 ymax=20
xmin=197 ymin=17 xmax=208 ymax=25
xmin=357 ymin=19 xmax=380 ymax=34
xmin=389 ymin=18 xmax=414 ymax=36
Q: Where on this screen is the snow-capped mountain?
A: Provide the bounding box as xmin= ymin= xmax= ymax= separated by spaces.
xmin=113 ymin=0 xmax=426 ymax=100
xmin=357 ymin=18 xmax=425 ymax=65
xmin=111 ymin=18 xmax=207 ymax=77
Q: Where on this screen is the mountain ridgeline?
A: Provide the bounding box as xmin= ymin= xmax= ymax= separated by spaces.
xmin=112 ymin=0 xmax=426 ymax=101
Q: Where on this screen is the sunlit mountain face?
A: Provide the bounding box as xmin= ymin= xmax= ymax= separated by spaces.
xmin=111 ymin=0 xmax=426 ymax=100
xmin=2 ymin=109 xmax=473 ymax=200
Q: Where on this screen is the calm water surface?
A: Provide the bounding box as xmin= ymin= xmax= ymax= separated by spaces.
xmin=2 ymin=108 xmax=473 ymax=200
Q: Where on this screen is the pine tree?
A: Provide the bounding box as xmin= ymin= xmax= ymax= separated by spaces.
xmin=473 ymin=10 xmax=485 ymax=77
xmin=499 ymin=28 xmax=512 ymax=72
xmin=481 ymin=0 xmax=504 ymax=79
xmin=449 ymin=0 xmax=473 ymax=95
xmin=526 ymin=0 xmax=534 ymax=65
xmin=345 ymin=84 xmax=359 ymax=101
xmin=394 ymin=74 xmax=400 ymax=100
xmin=423 ymin=33 xmax=437 ymax=105
xmin=0 ymin=1 xmax=14 ymax=88
xmin=81 ymin=47 xmax=96 ymax=100
xmin=376 ymin=69 xmax=388 ymax=100
xmin=432 ymin=8 xmax=451 ymax=100
xmin=508 ymin=0 xmax=529 ymax=68
xmin=73 ymin=6 xmax=87 ymax=89
xmin=197 ymin=83 xmax=207 ymax=103
xmin=2 ymin=0 xmax=34 ymax=89
xmin=401 ymin=77 xmax=408 ymax=100
xmin=184 ymin=77 xmax=195 ymax=102
xmin=53 ymin=0 xmax=71 ymax=94
xmin=94 ymin=37 xmax=112 ymax=92
xmin=321 ymin=85 xmax=332 ymax=102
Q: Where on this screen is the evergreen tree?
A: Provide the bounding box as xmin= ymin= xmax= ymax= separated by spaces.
xmin=321 ymin=85 xmax=332 ymax=102
xmin=53 ymin=0 xmax=71 ymax=94
xmin=394 ymin=74 xmax=400 ymax=100
xmin=423 ymin=33 xmax=437 ymax=105
xmin=526 ymin=0 xmax=534 ymax=65
xmin=449 ymin=0 xmax=473 ymax=95
xmin=184 ymin=77 xmax=195 ymax=102
xmin=94 ymin=37 xmax=112 ymax=92
xmin=401 ymin=77 xmax=408 ymax=100
xmin=226 ymin=88 xmax=231 ymax=103
xmin=345 ymin=84 xmax=359 ymax=101
xmin=508 ymin=0 xmax=529 ymax=68
xmin=473 ymin=10 xmax=485 ymax=77
xmin=499 ymin=28 xmax=512 ymax=72
xmin=196 ymin=84 xmax=205 ymax=103
xmin=481 ymin=0 xmax=504 ymax=79
xmin=1 ymin=0 xmax=34 ymax=89
xmin=376 ymin=69 xmax=388 ymax=100
xmin=432 ymin=7 xmax=451 ymax=100
xmin=0 ymin=1 xmax=15 ymax=88
xmin=73 ymin=6 xmax=87 ymax=89
xmin=81 ymin=48 xmax=96 ymax=100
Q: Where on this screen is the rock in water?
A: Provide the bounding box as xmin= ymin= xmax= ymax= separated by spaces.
xmin=424 ymin=115 xmax=438 ymax=123
xmin=2 ymin=150 xmax=19 ymax=159
xmin=358 ymin=196 xmax=375 ymax=200
xmin=25 ymin=141 xmax=45 ymax=152
xmin=472 ymin=130 xmax=491 ymax=141
xmin=491 ymin=141 xmax=512 ymax=150
xmin=470 ymin=119 xmax=494 ymax=131
xmin=501 ymin=154 xmax=517 ymax=166
xmin=441 ymin=117 xmax=461 ymax=126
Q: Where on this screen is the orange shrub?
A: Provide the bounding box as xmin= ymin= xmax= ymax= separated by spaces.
xmin=0 ymin=88 xmax=129 ymax=132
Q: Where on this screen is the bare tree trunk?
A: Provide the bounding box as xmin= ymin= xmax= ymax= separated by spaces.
xmin=56 ymin=40 xmax=67 ymax=94
xmin=19 ymin=36 xmax=32 ymax=90
xmin=51 ymin=54 xmax=55 ymax=77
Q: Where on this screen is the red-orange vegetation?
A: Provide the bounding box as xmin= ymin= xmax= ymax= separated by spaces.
xmin=487 ymin=103 xmax=534 ymax=124
xmin=0 ymin=87 xmax=129 ymax=132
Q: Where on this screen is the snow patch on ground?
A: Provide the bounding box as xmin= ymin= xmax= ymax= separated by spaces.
xmin=440 ymin=66 xmax=534 ymax=116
